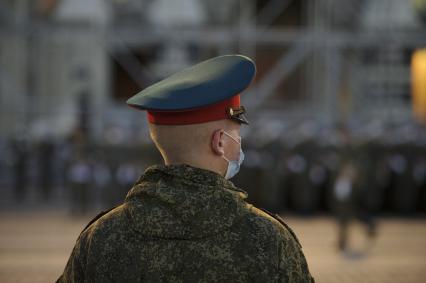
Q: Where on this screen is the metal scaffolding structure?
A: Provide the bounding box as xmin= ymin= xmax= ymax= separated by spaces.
xmin=1 ymin=0 xmax=425 ymax=140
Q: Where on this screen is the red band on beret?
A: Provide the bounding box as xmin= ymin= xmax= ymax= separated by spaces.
xmin=147 ymin=95 xmax=240 ymax=125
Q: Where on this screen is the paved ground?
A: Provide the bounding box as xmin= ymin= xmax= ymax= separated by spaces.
xmin=0 ymin=210 xmax=425 ymax=283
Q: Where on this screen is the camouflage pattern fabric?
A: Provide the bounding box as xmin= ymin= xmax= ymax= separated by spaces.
xmin=57 ymin=164 xmax=314 ymax=283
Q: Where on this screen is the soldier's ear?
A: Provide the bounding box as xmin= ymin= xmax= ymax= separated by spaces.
xmin=211 ymin=129 xmax=225 ymax=156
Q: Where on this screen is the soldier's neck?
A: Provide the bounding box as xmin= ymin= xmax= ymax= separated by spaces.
xmin=164 ymin=156 xmax=226 ymax=178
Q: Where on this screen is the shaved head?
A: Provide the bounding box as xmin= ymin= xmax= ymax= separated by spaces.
xmin=148 ymin=119 xmax=241 ymax=175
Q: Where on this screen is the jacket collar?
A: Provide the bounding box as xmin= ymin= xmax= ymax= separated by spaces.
xmin=129 ymin=163 xmax=248 ymax=198
xmin=124 ymin=164 xmax=249 ymax=239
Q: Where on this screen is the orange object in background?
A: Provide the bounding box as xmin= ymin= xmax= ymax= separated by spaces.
xmin=412 ymin=49 xmax=426 ymax=124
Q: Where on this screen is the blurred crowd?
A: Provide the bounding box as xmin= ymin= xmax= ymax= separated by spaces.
xmin=239 ymin=121 xmax=426 ymax=216
xmin=0 ymin=121 xmax=425 ymax=218
xmin=0 ymin=132 xmax=157 ymax=215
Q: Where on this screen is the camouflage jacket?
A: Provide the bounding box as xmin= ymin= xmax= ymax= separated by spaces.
xmin=57 ymin=164 xmax=314 ymax=283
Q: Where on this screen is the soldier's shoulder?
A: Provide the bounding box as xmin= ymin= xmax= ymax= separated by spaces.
xmin=78 ymin=204 xmax=129 ymax=238
xmin=242 ymin=205 xmax=302 ymax=247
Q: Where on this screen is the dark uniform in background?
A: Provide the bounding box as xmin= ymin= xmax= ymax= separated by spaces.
xmin=11 ymin=138 xmax=30 ymax=202
xmin=57 ymin=55 xmax=314 ymax=282
xmin=331 ymin=136 xmax=377 ymax=254
xmin=37 ymin=138 xmax=55 ymax=201
xmin=68 ymin=155 xmax=92 ymax=216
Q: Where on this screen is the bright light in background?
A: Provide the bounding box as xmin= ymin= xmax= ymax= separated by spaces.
xmin=412 ymin=48 xmax=426 ymax=123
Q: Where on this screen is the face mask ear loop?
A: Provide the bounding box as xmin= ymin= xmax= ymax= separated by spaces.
xmin=222 ymin=155 xmax=231 ymax=163
xmin=223 ymin=131 xmax=241 ymax=145
xmin=221 ymin=131 xmax=241 ymax=166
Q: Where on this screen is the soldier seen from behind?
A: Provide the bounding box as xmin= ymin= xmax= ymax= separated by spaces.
xmin=57 ymin=55 xmax=314 ymax=282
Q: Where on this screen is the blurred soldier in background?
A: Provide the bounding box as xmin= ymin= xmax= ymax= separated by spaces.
xmin=37 ymin=138 xmax=55 ymax=201
xmin=289 ymin=140 xmax=323 ymax=215
xmin=103 ymin=162 xmax=122 ymax=208
xmin=67 ymin=149 xmax=92 ymax=216
xmin=387 ymin=144 xmax=418 ymax=214
xmin=115 ymin=162 xmax=138 ymax=202
xmin=92 ymin=155 xmax=113 ymax=209
xmin=413 ymin=154 xmax=426 ymax=211
xmin=10 ymin=137 xmax=30 ymax=202
xmin=287 ymin=151 xmax=310 ymax=212
xmin=333 ymin=162 xmax=358 ymax=251
xmin=64 ymin=126 xmax=93 ymax=215
xmin=331 ymin=127 xmax=377 ymax=255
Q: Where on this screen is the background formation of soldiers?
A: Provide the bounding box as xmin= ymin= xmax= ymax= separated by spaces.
xmin=0 ymin=122 xmax=426 ymax=219
xmin=1 ymin=124 xmax=425 ymax=257
xmin=1 ymin=124 xmax=425 ymax=219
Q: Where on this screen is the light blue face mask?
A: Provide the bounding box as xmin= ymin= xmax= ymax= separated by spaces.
xmin=222 ymin=131 xmax=245 ymax=179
